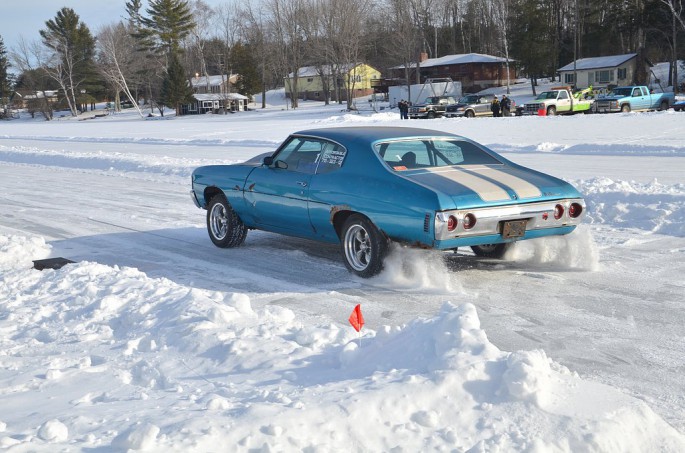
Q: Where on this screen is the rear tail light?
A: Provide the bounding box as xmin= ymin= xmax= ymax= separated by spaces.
xmin=463 ymin=213 xmax=477 ymax=229
xmin=447 ymin=215 xmax=458 ymax=231
xmin=554 ymin=204 xmax=564 ymax=220
xmin=569 ymin=203 xmax=583 ymax=218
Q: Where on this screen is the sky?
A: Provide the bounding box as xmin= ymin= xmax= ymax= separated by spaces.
xmin=0 ymin=0 xmax=232 ymax=53
xmin=0 ymin=78 xmax=684 ymax=450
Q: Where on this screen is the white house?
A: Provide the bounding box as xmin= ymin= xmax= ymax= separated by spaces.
xmin=182 ymin=74 xmax=249 ymax=115
xmin=557 ymin=53 xmax=642 ymax=89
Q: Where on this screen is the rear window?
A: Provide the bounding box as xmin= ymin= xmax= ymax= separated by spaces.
xmin=374 ymin=138 xmax=502 ymax=171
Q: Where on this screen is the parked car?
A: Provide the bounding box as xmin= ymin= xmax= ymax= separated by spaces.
xmin=190 ymin=127 xmax=586 ymax=277
xmin=672 ymin=100 xmax=685 ymax=112
xmin=407 ymin=96 xmax=457 ymax=119
xmin=594 ymin=85 xmax=674 ymax=113
xmin=444 ymin=94 xmax=496 ymax=118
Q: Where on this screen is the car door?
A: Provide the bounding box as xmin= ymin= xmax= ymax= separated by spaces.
xmin=242 ymin=137 xmax=322 ymax=233
xmin=476 ymin=96 xmax=491 ymax=116
xmin=556 ymin=90 xmax=571 ymax=113
xmin=633 ymin=87 xmax=648 ymax=110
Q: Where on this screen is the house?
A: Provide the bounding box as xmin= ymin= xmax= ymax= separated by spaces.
xmin=557 ymin=53 xmax=646 ymax=89
xmin=13 ymin=90 xmax=59 ymax=109
xmin=284 ymin=63 xmax=381 ymax=102
xmin=383 ymin=53 xmax=516 ymax=93
xmin=181 ymin=74 xmax=249 ymax=115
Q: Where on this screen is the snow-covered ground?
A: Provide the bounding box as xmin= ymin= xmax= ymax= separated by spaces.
xmin=1 ymin=81 xmax=684 ymax=451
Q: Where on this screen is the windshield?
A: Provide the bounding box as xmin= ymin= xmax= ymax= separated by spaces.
xmin=374 ymin=138 xmax=503 ymax=171
xmin=459 ymin=95 xmax=479 ymax=104
xmin=535 ymin=91 xmax=558 ymax=100
xmin=610 ymin=87 xmax=633 ymax=97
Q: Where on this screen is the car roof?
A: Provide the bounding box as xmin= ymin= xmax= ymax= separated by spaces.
xmin=291 ymin=127 xmax=460 ymax=147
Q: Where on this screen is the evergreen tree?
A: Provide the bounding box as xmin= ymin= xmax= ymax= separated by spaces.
xmin=125 ymin=0 xmax=144 ymax=28
xmin=161 ymin=51 xmax=193 ymax=115
xmin=138 ymin=0 xmax=196 ymax=56
xmin=39 ymin=8 xmax=99 ymax=115
xmin=0 ymin=36 xmax=11 ymax=108
xmin=230 ymin=43 xmax=260 ymax=99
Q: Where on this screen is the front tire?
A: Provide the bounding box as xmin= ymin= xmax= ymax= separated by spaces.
xmin=621 ymin=104 xmax=631 ymax=113
xmin=547 ymin=105 xmax=557 ymax=116
xmin=341 ymin=215 xmax=387 ymax=278
xmin=471 ymin=243 xmax=510 ymax=259
xmin=465 ymin=110 xmax=475 ymax=118
xmin=207 ymin=194 xmax=247 ymax=248
xmin=426 ymin=111 xmax=436 ymax=119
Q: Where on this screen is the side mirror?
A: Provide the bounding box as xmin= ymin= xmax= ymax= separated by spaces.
xmin=263 ymin=156 xmax=274 ymax=166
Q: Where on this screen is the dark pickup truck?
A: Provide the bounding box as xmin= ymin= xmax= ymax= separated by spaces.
xmin=407 ymin=95 xmax=457 ymax=119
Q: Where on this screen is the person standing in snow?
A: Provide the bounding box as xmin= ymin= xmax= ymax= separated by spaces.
xmin=501 ymin=95 xmax=511 ymax=117
xmin=398 ymin=100 xmax=409 ymax=119
xmin=491 ymin=96 xmax=501 ymax=117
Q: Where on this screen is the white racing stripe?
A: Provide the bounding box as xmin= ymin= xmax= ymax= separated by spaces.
xmin=423 ymin=167 xmax=511 ymax=202
xmin=468 ymin=167 xmax=542 ymax=199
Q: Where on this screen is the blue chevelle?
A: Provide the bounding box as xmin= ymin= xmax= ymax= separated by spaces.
xmin=190 ymin=127 xmax=585 ymax=277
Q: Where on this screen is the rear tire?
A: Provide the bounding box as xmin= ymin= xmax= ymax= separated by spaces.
xmin=207 ymin=194 xmax=247 ymax=248
xmin=340 ymin=215 xmax=387 ymax=278
xmin=471 ymin=243 xmax=510 ymax=259
xmin=659 ymin=101 xmax=669 ymax=111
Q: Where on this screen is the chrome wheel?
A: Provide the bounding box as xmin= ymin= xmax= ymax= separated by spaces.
xmin=340 ymin=215 xmax=387 ymax=277
xmin=344 ymin=224 xmax=372 ymax=271
xmin=209 ymin=202 xmax=228 ymax=241
xmin=206 ymin=194 xmax=247 ymax=248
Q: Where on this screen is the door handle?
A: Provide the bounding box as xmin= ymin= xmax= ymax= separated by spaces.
xmin=296 ymin=181 xmax=308 ymax=187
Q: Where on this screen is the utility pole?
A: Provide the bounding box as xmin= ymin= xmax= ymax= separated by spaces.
xmin=573 ymin=0 xmax=578 ymax=89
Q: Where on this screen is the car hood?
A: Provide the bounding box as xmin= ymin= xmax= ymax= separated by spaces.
xmin=401 ymin=165 xmax=581 ymax=209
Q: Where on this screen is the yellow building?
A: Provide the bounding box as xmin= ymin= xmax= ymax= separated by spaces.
xmin=285 ymin=63 xmax=381 ymax=102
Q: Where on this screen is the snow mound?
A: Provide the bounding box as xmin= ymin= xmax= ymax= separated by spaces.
xmin=0 ymin=234 xmax=51 ymax=271
xmin=1 ymin=235 xmax=683 ymax=451
xmin=578 ymin=177 xmax=685 ymax=236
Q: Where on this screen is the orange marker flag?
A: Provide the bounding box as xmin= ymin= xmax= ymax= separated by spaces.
xmin=348 ymin=304 xmax=364 ymax=332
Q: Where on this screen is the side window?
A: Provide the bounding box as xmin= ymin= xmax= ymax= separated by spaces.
xmin=317 ymin=142 xmax=347 ymax=174
xmin=558 ymin=91 xmax=568 ymax=100
xmin=273 ymin=137 xmax=322 ymax=174
xmin=633 ymin=88 xmax=640 ymax=97
xmin=379 ymin=141 xmax=429 ymax=170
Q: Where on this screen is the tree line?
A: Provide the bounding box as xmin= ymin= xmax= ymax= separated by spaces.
xmin=1 ymin=0 xmax=683 ymax=120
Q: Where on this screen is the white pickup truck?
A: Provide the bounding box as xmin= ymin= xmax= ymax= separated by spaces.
xmin=521 ymin=86 xmax=594 ymax=116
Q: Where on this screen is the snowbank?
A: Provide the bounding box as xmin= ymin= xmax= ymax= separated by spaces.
xmin=1 ymin=234 xmax=683 ymax=451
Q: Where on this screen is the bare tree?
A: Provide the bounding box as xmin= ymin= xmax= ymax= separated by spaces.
xmin=188 ymin=0 xmax=214 ymax=83
xmin=10 ymin=38 xmax=55 ymax=119
xmin=264 ymin=0 xmax=308 ymax=108
xmin=659 ymin=0 xmax=684 ymax=93
xmin=241 ymin=4 xmax=273 ymax=108
xmin=492 ymin=0 xmax=513 ymax=93
xmin=383 ymin=0 xmax=424 ymax=99
xmin=97 ymin=23 xmax=146 ymax=117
